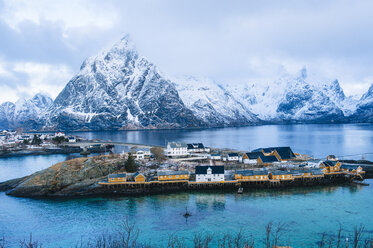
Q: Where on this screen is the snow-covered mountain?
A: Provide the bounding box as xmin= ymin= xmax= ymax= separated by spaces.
xmin=0 ymin=35 xmax=371 ymax=131
xmin=351 ymin=84 xmax=373 ymax=122
xmin=226 ymin=68 xmax=353 ymax=123
xmin=0 ymin=93 xmax=53 ymax=130
xmin=45 ymin=36 xmax=203 ymax=130
xmin=174 ymin=76 xmax=259 ymax=126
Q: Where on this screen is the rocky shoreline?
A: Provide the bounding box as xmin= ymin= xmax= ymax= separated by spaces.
xmin=0 ymin=146 xmax=108 ymax=158
xmin=0 ymin=154 xmax=366 ymax=199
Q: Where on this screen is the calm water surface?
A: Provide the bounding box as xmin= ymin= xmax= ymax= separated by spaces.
xmin=1 ymin=124 xmax=373 ymax=247
xmin=73 ymin=124 xmax=373 ymax=160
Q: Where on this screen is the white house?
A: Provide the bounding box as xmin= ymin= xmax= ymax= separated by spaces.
xmin=134 ymin=148 xmax=151 ymax=160
xmin=165 ymin=142 xmax=188 ymax=157
xmin=195 ymin=166 xmax=225 ymax=182
xmin=209 ymin=154 xmax=221 ymax=160
xmin=68 ymin=136 xmax=76 ymax=143
xmin=227 ymin=153 xmax=239 ymax=161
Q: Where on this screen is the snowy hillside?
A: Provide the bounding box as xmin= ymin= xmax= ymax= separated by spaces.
xmin=45 ymin=35 xmax=203 ymax=130
xmin=0 ymin=35 xmax=372 ymax=131
xmin=174 ymin=76 xmax=259 ymax=126
xmin=351 ymin=84 xmax=373 ymax=122
xmin=227 ymin=68 xmax=355 ymax=122
xmin=0 ymin=93 xmax=53 ymax=130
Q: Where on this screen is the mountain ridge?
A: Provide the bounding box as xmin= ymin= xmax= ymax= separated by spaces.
xmin=0 ymin=35 xmax=372 ymax=131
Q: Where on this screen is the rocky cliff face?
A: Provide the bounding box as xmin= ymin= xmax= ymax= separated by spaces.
xmin=227 ymin=68 xmax=348 ymax=123
xmin=0 ymin=35 xmax=372 ymax=131
xmin=351 ymin=84 xmax=373 ymax=122
xmin=45 ymin=36 xmax=203 ymax=130
xmin=0 ymin=93 xmax=53 ymax=130
xmin=174 ymin=76 xmax=259 ymax=126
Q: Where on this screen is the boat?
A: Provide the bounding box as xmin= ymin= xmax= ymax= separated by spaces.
xmin=237 ymin=187 xmax=243 ymax=194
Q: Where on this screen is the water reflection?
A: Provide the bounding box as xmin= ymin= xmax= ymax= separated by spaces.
xmin=195 ymin=193 xmax=226 ymax=211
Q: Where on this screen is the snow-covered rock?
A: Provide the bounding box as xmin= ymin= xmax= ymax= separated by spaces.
xmin=45 ymin=36 xmax=203 ymax=130
xmin=351 ymin=84 xmax=373 ymax=122
xmin=174 ymin=76 xmax=259 ymax=126
xmin=228 ymin=68 xmax=347 ymax=122
xmin=0 ymin=93 xmax=53 ymax=130
xmin=1 ymin=35 xmax=372 ymax=131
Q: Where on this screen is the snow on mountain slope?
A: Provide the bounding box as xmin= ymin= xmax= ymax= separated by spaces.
xmin=351 ymin=83 xmax=373 ymax=122
xmin=46 ymin=35 xmax=203 ymax=130
xmin=0 ymin=93 xmax=53 ymax=130
xmin=228 ymin=68 xmax=346 ymax=122
xmin=1 ymin=35 xmax=372 ymax=131
xmin=174 ymin=76 xmax=259 ymax=126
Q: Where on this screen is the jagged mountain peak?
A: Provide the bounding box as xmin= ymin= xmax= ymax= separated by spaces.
xmin=48 ymin=36 xmax=203 ymax=131
xmin=1 ymin=35 xmax=373 ymax=131
xmin=360 ymin=83 xmax=373 ymax=101
xmin=0 ymin=93 xmax=53 ymax=130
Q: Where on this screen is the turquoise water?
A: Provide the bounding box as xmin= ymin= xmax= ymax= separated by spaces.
xmin=1 ymin=124 xmax=373 ymax=247
xmin=1 ymin=184 xmax=372 ymax=247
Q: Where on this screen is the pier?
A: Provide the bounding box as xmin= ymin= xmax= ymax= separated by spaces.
xmin=98 ymin=172 xmax=362 ymax=195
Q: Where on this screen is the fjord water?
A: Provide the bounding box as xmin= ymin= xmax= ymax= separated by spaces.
xmin=1 ymin=124 xmax=373 ymax=247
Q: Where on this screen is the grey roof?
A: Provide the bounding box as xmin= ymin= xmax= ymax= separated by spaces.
xmin=270 ymin=170 xmax=292 ymax=175
xmin=168 ymin=142 xmax=187 ymax=148
xmin=323 ymin=160 xmax=339 ymax=167
xmin=187 ymin=143 xmax=205 ymax=149
xmin=108 ymin=173 xmax=127 ymax=178
xmin=252 ymin=147 xmax=296 ymax=160
xmin=245 ymin=152 xmax=263 ymax=159
xmin=133 ymin=172 xmax=144 ymax=177
xmin=291 ymin=169 xmax=312 ymax=175
xmin=310 ymin=168 xmax=324 ymax=175
xmin=195 ymin=166 xmax=224 ymax=174
xmin=228 ymin=153 xmax=239 ymax=157
xmin=236 ymin=170 xmax=268 ymax=176
xmin=259 ymin=155 xmax=279 ymax=163
xmin=157 ymin=170 xmax=189 ymax=176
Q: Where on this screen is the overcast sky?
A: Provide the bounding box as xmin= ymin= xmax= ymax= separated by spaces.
xmin=0 ymin=0 xmax=373 ymax=102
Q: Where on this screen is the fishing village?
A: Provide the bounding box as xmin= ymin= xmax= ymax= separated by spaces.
xmin=0 ymin=131 xmax=370 ymax=198
xmin=96 ymin=141 xmax=368 ymax=195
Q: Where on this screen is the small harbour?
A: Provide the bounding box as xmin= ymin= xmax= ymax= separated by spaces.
xmin=1 ymin=124 xmax=373 ymax=247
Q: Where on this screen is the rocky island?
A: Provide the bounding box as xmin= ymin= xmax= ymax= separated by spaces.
xmin=0 ymin=148 xmax=368 ymax=198
xmin=0 ymin=155 xmax=125 ymax=197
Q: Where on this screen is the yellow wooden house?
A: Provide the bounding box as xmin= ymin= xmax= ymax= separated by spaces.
xmin=235 ymin=170 xmax=268 ymax=181
xmin=133 ymin=172 xmax=146 ymax=182
xmin=157 ymin=170 xmax=189 ymax=181
xmin=269 ymin=170 xmax=293 ymax=180
xmin=108 ymin=173 xmax=127 ymax=183
xmin=320 ymin=160 xmax=341 ymax=174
